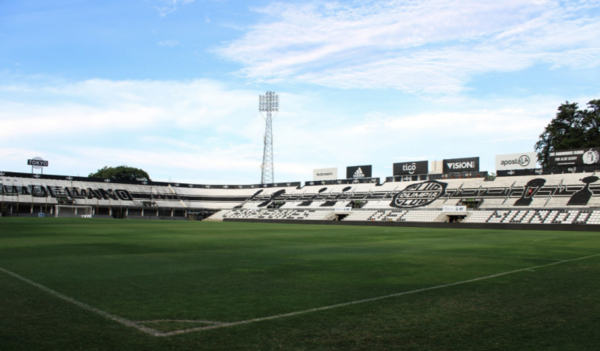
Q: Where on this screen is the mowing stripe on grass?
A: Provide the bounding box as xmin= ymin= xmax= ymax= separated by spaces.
xmin=3 ymin=252 xmax=600 ymax=338
xmin=0 ymin=267 xmax=161 ymax=337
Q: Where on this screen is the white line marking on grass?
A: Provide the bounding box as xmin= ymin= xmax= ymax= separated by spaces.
xmin=3 ymin=252 xmax=600 ymax=338
xmin=136 ymin=319 xmax=225 ymax=325
xmin=157 ymin=252 xmax=600 ymax=337
xmin=442 ymin=253 xmax=561 ymax=262
xmin=0 ymin=268 xmax=161 ymax=336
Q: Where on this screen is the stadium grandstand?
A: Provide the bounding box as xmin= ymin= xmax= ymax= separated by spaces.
xmin=1 ymin=165 xmax=599 ymax=228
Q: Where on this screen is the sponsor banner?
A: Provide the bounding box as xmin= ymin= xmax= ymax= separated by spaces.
xmin=495 ymin=152 xmax=537 ymax=170
xmin=442 ymin=157 xmax=479 ymax=173
xmin=548 ymin=147 xmax=600 ymax=167
xmin=346 ymin=165 xmax=372 ymax=179
xmin=541 ymin=165 xmax=600 ymax=174
xmin=334 ymin=207 xmax=352 ymax=212
xmin=389 ymin=175 xmax=425 ymax=182
xmin=497 ymin=169 xmax=543 ymax=177
xmin=443 ymin=206 xmax=467 ymax=212
xmin=313 ymin=167 xmax=338 ymax=181
xmin=27 ymin=159 xmax=48 ymax=167
xmin=305 ymin=178 xmax=380 ymax=186
xmin=393 ymin=161 xmax=428 ymax=176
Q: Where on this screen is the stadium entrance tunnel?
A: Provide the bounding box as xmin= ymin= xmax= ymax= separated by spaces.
xmin=446 ymin=215 xmax=467 ymax=223
xmin=188 ymin=210 xmax=218 ymax=221
xmin=112 ymin=208 xmax=126 ymax=219
xmin=334 ymin=214 xmax=349 ymax=221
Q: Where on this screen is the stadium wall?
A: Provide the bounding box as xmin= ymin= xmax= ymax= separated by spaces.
xmin=223 ymin=218 xmax=600 ymax=232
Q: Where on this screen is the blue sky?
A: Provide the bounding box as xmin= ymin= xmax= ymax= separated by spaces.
xmin=1 ymin=0 xmax=599 ymax=183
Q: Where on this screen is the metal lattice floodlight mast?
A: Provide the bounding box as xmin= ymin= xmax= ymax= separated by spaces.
xmin=259 ymin=91 xmax=278 ymax=184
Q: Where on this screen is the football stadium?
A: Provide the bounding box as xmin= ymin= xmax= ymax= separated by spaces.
xmin=2 ymin=142 xmax=600 ymax=350
xmin=3 ymin=1 xmax=600 ymax=350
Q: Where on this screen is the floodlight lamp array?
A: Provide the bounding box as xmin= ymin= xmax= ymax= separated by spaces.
xmin=259 ymin=91 xmax=279 ymax=112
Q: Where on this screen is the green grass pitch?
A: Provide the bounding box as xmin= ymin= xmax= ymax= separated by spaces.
xmin=1 ymin=218 xmax=600 ymax=350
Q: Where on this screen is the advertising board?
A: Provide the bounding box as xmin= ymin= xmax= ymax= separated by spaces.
xmin=27 ymin=159 xmax=49 ymax=167
xmin=305 ymin=178 xmax=380 ymax=186
xmin=548 ymin=147 xmax=600 ymax=167
xmin=497 ymin=169 xmax=543 ymax=177
xmin=313 ymin=167 xmax=338 ymax=181
xmin=442 ymin=206 xmax=467 ymax=212
xmin=442 ymin=157 xmax=479 ymax=173
xmin=346 ymin=165 xmax=372 ymax=179
xmin=495 ymin=152 xmax=537 ymax=170
xmin=393 ymin=161 xmax=428 ymax=176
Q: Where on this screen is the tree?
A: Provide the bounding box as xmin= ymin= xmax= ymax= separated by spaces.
xmin=582 ymin=99 xmax=600 ymax=146
xmin=88 ymin=166 xmax=151 ymax=182
xmin=535 ymin=99 xmax=600 ymax=167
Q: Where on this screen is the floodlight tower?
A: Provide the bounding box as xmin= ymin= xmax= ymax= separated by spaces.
xmin=259 ymin=91 xmax=279 ymax=184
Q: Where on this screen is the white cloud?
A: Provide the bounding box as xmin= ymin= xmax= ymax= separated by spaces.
xmin=275 ymin=104 xmax=551 ymax=162
xmin=216 ymin=0 xmax=600 ymax=93
xmin=157 ymin=40 xmax=180 ymax=47
xmin=153 ymin=0 xmax=196 ymax=17
xmin=0 ymin=77 xmax=592 ymax=182
xmin=0 ymin=78 xmax=260 ymax=139
xmin=0 ymin=78 xmax=300 ymax=183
